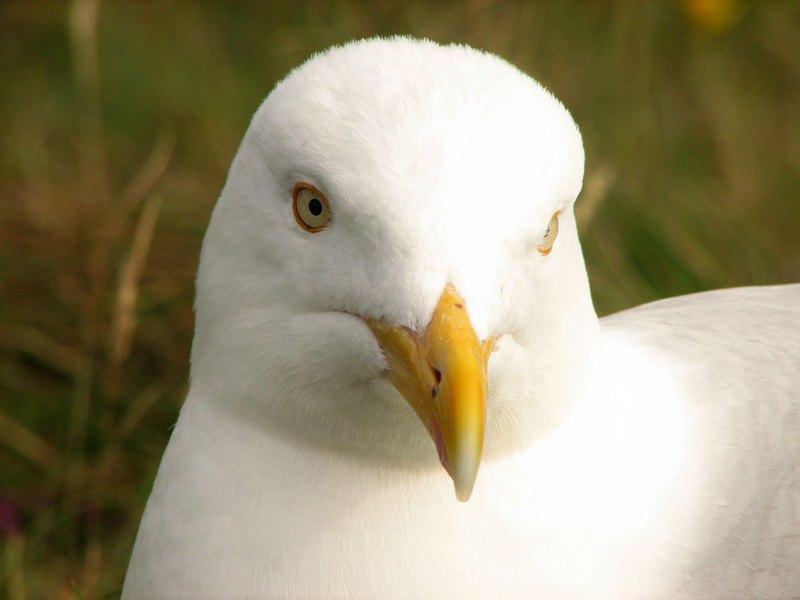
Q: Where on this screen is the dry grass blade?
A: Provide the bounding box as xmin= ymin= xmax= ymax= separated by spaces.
xmin=114 ymin=384 xmax=163 ymax=443
xmin=576 ymin=167 xmax=615 ymax=226
xmin=93 ymin=385 xmax=164 ymax=484
xmin=69 ymin=0 xmax=100 ymax=97
xmin=3 ymin=535 xmax=27 ymax=600
xmin=0 ymin=407 xmax=59 ymax=468
xmin=118 ymin=132 xmax=176 ymax=218
xmin=69 ymin=0 xmax=110 ymax=206
xmin=106 ymin=194 xmax=164 ymax=396
xmin=0 ymin=325 xmax=85 ymax=376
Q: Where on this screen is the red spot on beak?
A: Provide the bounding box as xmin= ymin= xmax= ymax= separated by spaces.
xmin=431 ymin=417 xmax=449 ymax=472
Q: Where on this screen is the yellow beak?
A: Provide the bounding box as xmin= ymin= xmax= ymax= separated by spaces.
xmin=366 ymin=285 xmax=495 ymax=501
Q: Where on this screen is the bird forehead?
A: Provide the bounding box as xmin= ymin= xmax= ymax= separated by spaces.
xmin=251 ymin=39 xmax=583 ymax=217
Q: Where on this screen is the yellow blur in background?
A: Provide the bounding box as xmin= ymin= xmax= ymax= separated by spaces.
xmin=1 ymin=1 xmax=799 ymax=597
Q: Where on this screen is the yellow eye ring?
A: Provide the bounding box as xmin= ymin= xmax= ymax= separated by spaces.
xmin=292 ymin=183 xmax=332 ymax=233
xmin=537 ymin=211 xmax=560 ymax=256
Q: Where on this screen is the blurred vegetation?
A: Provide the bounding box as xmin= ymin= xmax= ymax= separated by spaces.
xmin=1 ymin=0 xmax=798 ymax=597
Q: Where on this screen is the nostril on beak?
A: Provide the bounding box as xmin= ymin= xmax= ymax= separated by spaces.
xmin=431 ymin=368 xmax=442 ymax=397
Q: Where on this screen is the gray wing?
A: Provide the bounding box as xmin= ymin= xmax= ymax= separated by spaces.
xmin=603 ymin=284 xmax=800 ymax=599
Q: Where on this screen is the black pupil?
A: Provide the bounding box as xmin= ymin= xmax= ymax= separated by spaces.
xmin=308 ymin=198 xmax=323 ymax=216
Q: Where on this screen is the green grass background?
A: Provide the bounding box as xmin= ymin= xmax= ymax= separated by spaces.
xmin=1 ymin=1 xmax=798 ymax=597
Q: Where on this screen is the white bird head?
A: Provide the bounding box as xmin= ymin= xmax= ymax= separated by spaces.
xmin=190 ymin=37 xmax=599 ymax=501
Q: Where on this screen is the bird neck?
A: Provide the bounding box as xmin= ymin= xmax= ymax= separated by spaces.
xmin=483 ymin=269 xmax=602 ymax=460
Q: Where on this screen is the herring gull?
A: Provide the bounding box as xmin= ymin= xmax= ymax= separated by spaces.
xmin=123 ymin=37 xmax=800 ymax=599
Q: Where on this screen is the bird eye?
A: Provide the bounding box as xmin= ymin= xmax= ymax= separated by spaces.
xmin=292 ymin=183 xmax=332 ymax=233
xmin=537 ymin=211 xmax=560 ymax=256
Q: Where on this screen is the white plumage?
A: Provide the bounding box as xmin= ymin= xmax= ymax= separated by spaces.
xmin=123 ymin=38 xmax=800 ymax=599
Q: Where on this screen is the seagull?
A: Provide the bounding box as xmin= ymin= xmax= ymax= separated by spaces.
xmin=122 ymin=37 xmax=800 ymax=599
